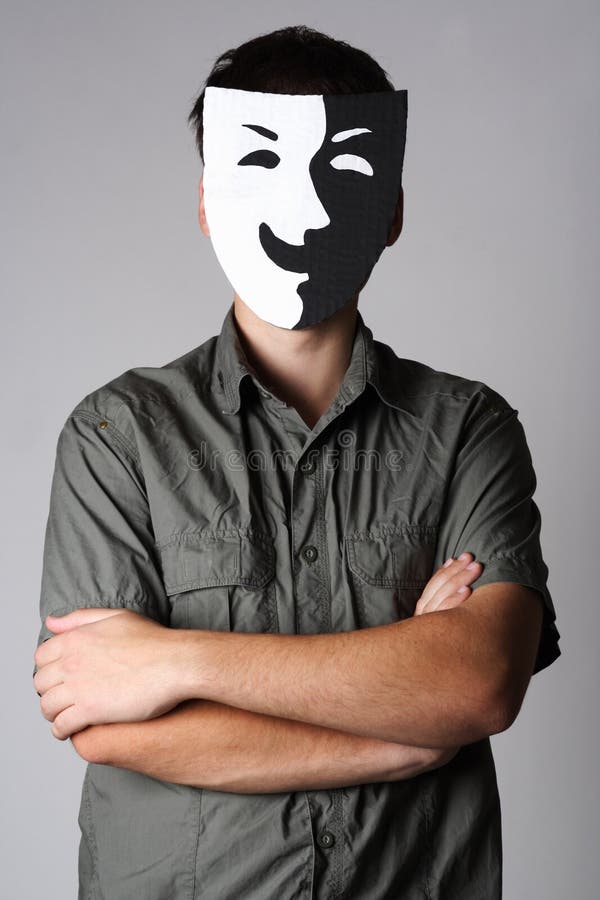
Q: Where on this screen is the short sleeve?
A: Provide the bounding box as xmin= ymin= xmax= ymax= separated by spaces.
xmin=33 ymin=408 xmax=170 ymax=678
xmin=435 ymin=395 xmax=561 ymax=676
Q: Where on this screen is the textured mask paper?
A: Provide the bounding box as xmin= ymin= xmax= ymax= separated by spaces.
xmin=202 ymin=86 xmax=408 ymax=329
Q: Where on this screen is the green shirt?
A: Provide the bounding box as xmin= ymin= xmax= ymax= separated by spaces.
xmin=34 ymin=303 xmax=561 ymax=899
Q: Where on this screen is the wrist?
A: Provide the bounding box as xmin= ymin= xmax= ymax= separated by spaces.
xmin=167 ymin=628 xmax=215 ymax=703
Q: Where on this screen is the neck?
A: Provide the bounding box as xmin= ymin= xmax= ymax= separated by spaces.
xmin=232 ymin=293 xmax=360 ymax=429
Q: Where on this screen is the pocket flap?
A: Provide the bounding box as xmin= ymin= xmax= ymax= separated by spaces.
xmin=345 ymin=526 xmax=437 ymax=588
xmin=157 ymin=532 xmax=275 ymax=595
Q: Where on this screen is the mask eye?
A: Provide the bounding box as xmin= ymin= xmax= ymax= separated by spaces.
xmin=238 ymin=150 xmax=280 ymax=169
xmin=330 ymin=154 xmax=373 ymax=176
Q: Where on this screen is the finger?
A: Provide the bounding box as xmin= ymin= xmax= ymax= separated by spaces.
xmin=33 ymin=636 xmax=61 ymax=671
xmin=418 ymin=553 xmax=475 ymax=607
xmin=33 ymin=661 xmax=64 ymax=697
xmin=427 ymin=583 xmax=473 ymax=613
xmin=417 ymin=555 xmax=481 ymax=614
xmin=51 ymin=704 xmax=90 ymax=741
xmin=39 ymin=682 xmax=72 ymax=723
xmin=425 ymin=560 xmax=483 ymax=613
xmin=46 ymin=608 xmax=128 ymax=633
xmin=416 ymin=584 xmax=472 ymax=616
xmin=425 ymin=560 xmax=483 ymax=611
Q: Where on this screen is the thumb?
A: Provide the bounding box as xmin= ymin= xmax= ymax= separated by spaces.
xmin=46 ymin=608 xmax=128 ymax=632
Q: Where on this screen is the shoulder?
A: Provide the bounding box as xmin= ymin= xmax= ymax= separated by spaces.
xmin=372 ymin=336 xmax=516 ymax=424
xmin=63 ymin=334 xmax=218 ymax=455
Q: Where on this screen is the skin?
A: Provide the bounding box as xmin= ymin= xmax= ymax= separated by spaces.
xmin=33 ymin=179 xmax=544 ymax=789
xmin=37 ymin=555 xmax=484 ymax=792
xmin=35 ymin=556 xmax=542 ymax=745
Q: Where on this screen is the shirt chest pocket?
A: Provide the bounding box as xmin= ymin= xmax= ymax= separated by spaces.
xmin=344 ymin=525 xmax=438 ymax=627
xmin=157 ymin=531 xmax=278 ymax=633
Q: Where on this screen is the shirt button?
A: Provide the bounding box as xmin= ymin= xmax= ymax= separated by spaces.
xmin=98 ymin=420 xmax=108 ymax=429
xmin=300 ymin=457 xmax=316 ymax=474
xmin=302 ymin=545 xmax=318 ymax=563
xmin=317 ymin=830 xmax=335 ymax=849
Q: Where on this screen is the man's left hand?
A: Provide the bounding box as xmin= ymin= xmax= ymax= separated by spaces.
xmin=33 ymin=608 xmax=186 ymax=740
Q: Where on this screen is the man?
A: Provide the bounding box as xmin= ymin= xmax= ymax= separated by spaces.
xmin=33 ymin=24 xmax=560 ymax=900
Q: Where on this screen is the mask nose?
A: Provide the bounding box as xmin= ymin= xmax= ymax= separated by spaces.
xmin=267 ymin=170 xmax=331 ymax=245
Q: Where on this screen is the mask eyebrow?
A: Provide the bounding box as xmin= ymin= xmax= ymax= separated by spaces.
xmin=331 ymin=127 xmax=373 ymax=143
xmin=242 ymin=123 xmax=278 ymax=141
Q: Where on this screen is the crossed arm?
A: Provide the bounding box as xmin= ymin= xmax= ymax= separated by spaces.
xmin=33 ymin=554 xmax=544 ymax=793
xmin=76 ymin=698 xmax=456 ymax=793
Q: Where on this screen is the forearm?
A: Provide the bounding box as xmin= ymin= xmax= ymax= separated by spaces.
xmin=80 ymin=698 xmax=446 ymax=793
xmin=173 ymin=603 xmax=506 ymax=748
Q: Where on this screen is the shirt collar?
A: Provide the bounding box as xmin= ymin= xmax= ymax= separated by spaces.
xmin=213 ymin=301 xmax=403 ymax=414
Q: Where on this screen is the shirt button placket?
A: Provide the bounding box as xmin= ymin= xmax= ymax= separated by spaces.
xmin=291 ymin=446 xmax=342 ymax=895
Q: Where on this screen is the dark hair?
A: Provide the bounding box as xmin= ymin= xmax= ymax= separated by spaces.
xmin=187 ymin=24 xmax=395 ymax=163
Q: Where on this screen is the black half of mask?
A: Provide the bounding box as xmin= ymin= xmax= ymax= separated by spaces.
xmin=257 ymin=89 xmax=407 ymax=329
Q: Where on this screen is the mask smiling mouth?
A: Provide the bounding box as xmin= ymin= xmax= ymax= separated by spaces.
xmin=258 ymin=221 xmax=313 ymax=274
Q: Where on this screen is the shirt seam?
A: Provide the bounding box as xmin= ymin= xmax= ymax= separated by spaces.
xmin=71 ymin=408 xmax=141 ymax=467
xmin=485 ymin=551 xmax=538 ymax=563
xmin=42 ymin=597 xmax=162 ymax=619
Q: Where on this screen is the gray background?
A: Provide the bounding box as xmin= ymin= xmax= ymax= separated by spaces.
xmin=2 ymin=1 xmax=597 ymax=897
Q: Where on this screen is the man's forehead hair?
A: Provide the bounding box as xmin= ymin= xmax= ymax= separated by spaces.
xmin=186 ymin=24 xmax=400 ymax=164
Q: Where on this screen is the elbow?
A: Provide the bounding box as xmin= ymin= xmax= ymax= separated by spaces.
xmin=70 ymin=727 xmax=109 ymax=764
xmin=480 ymin=674 xmax=524 ymax=737
xmin=482 ymin=699 xmax=515 ymax=737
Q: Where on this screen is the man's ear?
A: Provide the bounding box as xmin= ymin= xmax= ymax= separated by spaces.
xmin=385 ymin=187 xmax=404 ymax=247
xmin=198 ymin=175 xmax=210 ymax=237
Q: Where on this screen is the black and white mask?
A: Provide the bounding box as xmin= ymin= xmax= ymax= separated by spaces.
xmin=202 ymin=86 xmax=407 ymax=329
